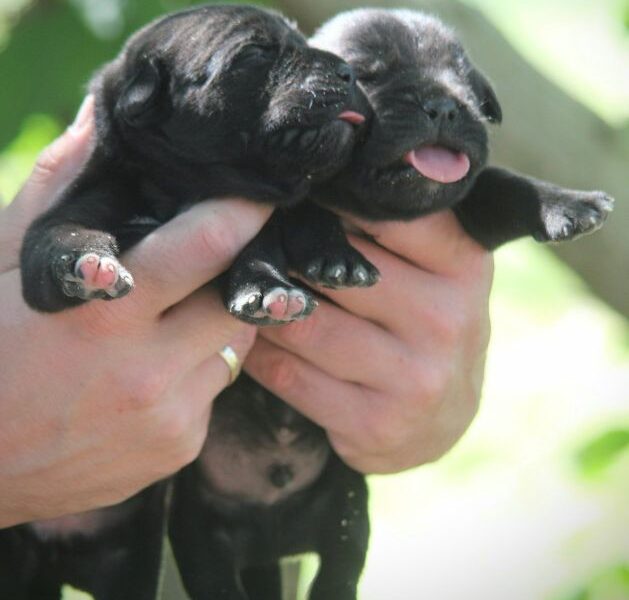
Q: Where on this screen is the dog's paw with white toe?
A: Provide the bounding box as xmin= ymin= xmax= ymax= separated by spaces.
xmin=55 ymin=252 xmax=134 ymax=301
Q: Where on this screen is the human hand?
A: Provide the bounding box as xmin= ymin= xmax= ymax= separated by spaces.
xmin=0 ymin=97 xmax=271 ymax=527
xmin=245 ymin=211 xmax=493 ymax=474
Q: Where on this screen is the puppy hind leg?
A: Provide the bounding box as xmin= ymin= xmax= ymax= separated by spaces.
xmin=309 ymin=463 xmax=369 ymax=600
xmin=223 ymin=212 xmax=317 ymax=326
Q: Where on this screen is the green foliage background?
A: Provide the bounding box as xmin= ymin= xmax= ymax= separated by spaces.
xmin=1 ymin=1 xmax=627 ymax=599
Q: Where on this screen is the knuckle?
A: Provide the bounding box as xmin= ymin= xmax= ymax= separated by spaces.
xmin=194 ymin=217 xmax=242 ymax=265
xmin=117 ymin=364 xmax=173 ymax=412
xmin=274 ymin=312 xmax=320 ymax=348
xmin=423 ymin=300 xmax=469 ymax=353
xmin=158 ymin=408 xmax=190 ymax=444
xmin=412 ymin=363 xmax=449 ymax=409
xmin=31 ymin=146 xmax=63 ymax=184
xmin=361 ymin=409 xmax=403 ymax=452
xmin=439 ymin=311 xmax=467 ymax=349
xmin=263 ymin=352 xmax=299 ymax=394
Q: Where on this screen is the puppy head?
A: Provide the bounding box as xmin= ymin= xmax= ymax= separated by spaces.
xmin=96 ymin=5 xmax=368 ymax=200
xmin=312 ymin=9 xmax=502 ymax=219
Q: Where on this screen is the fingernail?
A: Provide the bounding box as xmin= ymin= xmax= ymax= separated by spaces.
xmin=69 ymin=95 xmax=94 ymax=135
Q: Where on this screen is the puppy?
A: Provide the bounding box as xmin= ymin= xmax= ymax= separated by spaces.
xmin=170 ymin=8 xmax=615 ymax=600
xmin=10 ymin=4 xmax=368 ymax=598
xmin=307 ymin=8 xmax=613 ymax=251
xmin=169 ymin=373 xmax=368 ymax=600
xmin=19 ymin=4 xmax=366 ymax=320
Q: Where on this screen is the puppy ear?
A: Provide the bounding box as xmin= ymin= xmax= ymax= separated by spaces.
xmin=469 ymin=69 xmax=502 ymax=124
xmin=116 ymin=58 xmax=167 ymax=127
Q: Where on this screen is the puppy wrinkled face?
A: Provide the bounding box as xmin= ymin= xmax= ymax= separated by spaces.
xmin=110 ymin=5 xmax=367 ymax=192
xmin=312 ymin=9 xmax=501 ymax=219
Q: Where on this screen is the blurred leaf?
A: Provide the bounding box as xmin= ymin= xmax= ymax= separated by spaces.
xmin=0 ymin=2 xmax=112 ymax=148
xmin=557 ymin=565 xmax=629 ymax=600
xmin=575 ymin=429 xmax=629 ymax=476
xmin=0 ymin=113 xmax=61 ymax=203
xmin=0 ymin=0 xmax=274 ymax=150
xmin=561 ymin=590 xmax=589 ymax=600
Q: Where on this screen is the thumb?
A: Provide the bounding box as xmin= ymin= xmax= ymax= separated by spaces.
xmin=0 ymin=95 xmax=95 ymax=271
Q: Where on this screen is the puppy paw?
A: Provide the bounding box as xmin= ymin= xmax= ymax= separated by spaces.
xmin=301 ymin=248 xmax=380 ymax=289
xmin=54 ymin=252 xmax=134 ymax=301
xmin=536 ymin=191 xmax=614 ymax=242
xmin=228 ymin=280 xmax=317 ymax=326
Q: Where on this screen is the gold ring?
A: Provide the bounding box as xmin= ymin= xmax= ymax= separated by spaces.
xmin=218 ymin=345 xmax=241 ymax=384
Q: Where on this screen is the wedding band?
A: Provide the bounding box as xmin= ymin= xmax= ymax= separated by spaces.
xmin=218 ymin=345 xmax=241 ymax=384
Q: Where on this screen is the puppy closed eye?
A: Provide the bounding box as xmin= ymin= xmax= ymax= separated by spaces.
xmin=233 ymin=45 xmax=278 ymax=69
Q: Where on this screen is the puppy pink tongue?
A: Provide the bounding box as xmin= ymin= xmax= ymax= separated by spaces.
xmin=404 ymin=146 xmax=470 ymax=183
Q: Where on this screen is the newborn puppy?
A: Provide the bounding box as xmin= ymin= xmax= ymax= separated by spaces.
xmin=170 ymin=374 xmax=368 ymax=600
xmin=275 ymin=8 xmax=613 ymax=286
xmin=19 ymin=3 xmax=366 ymax=322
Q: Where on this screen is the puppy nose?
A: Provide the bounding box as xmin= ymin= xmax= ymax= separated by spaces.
xmin=335 ymin=62 xmax=356 ymax=85
xmin=422 ymin=97 xmax=459 ymax=122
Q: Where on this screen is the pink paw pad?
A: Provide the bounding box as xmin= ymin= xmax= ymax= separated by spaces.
xmin=76 ymin=253 xmax=119 ymax=290
xmin=262 ymin=288 xmax=309 ymax=321
xmin=262 ymin=289 xmax=289 ymax=319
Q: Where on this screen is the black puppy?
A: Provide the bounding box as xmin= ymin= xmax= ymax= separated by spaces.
xmin=19 ymin=4 xmax=365 ymax=320
xmin=9 ymin=4 xmax=368 ymax=599
xmin=169 ymin=8 xmax=615 ymax=600
xmin=170 ymin=373 xmax=369 ymax=600
xmin=308 ymin=8 xmax=613 ymax=251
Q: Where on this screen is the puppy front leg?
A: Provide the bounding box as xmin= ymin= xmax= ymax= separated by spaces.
xmin=283 ymin=202 xmax=380 ymax=289
xmin=223 ymin=211 xmax=317 ymax=326
xmin=20 ymin=184 xmax=138 ymax=312
xmin=454 ymin=166 xmax=613 ymax=250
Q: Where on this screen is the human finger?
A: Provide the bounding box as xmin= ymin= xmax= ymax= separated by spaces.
xmin=257 ymin=296 xmax=409 ymax=392
xmin=307 ymin=234 xmax=470 ymax=345
xmin=158 ymin=289 xmax=256 ymax=375
xmin=244 ymin=335 xmax=370 ymax=433
xmin=121 ymin=199 xmax=273 ymax=316
xmin=343 ymin=209 xmax=490 ymax=278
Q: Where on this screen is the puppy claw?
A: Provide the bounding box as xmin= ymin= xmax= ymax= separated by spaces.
xmin=303 ymin=252 xmax=380 ymax=289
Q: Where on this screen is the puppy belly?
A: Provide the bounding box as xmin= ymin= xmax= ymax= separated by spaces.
xmin=197 ymin=436 xmax=330 ymax=506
